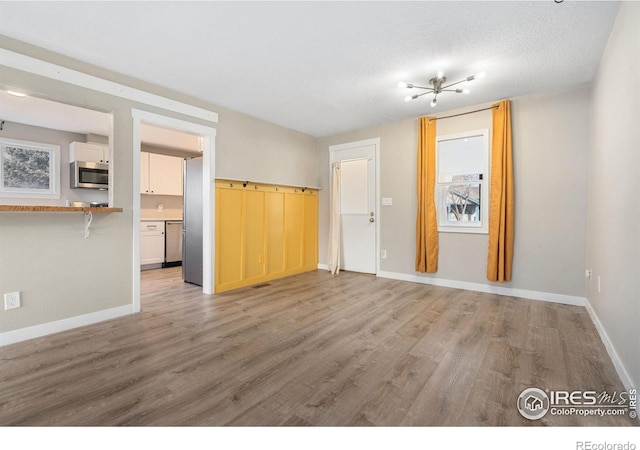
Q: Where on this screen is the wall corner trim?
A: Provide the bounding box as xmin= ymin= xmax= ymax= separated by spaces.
xmin=377 ymin=270 xmax=586 ymax=307
xmin=0 ymin=48 xmax=218 ymax=123
xmin=585 ymin=298 xmax=637 ymax=392
xmin=0 ymin=305 xmax=134 ymax=347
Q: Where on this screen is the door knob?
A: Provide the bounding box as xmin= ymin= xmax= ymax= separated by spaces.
xmin=369 ymin=217 xmax=375 ymax=223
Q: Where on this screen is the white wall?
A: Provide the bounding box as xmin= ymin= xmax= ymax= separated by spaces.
xmin=317 ymin=86 xmax=590 ymax=302
xmin=586 ymin=1 xmax=640 ymax=390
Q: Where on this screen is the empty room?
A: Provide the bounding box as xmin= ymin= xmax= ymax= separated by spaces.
xmin=0 ymin=1 xmax=638 ymax=445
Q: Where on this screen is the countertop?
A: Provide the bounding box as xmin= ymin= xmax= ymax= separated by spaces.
xmin=0 ymin=205 xmax=123 ymax=213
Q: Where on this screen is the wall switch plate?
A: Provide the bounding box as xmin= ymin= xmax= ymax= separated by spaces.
xmin=381 ymin=250 xmax=387 ymax=259
xmin=597 ymin=276 xmax=601 ymax=293
xmin=4 ymin=291 xmax=21 ymax=310
xmin=381 ymin=198 xmax=393 ymax=206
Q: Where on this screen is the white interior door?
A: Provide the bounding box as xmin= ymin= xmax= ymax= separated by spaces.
xmin=330 ymin=140 xmax=378 ymax=274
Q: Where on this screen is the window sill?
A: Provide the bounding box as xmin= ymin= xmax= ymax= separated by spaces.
xmin=438 ymin=227 xmax=488 ymax=235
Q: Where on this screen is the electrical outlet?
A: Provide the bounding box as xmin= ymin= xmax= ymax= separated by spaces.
xmin=585 ymin=269 xmax=592 ymax=279
xmin=4 ymin=291 xmax=21 ymax=310
xmin=381 ymin=250 xmax=387 ymax=259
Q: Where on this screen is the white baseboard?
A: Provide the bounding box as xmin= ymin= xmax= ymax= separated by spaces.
xmin=376 ymin=270 xmax=586 ymax=307
xmin=317 ymin=263 xmax=329 ymax=271
xmin=0 ymin=304 xmax=134 ymax=347
xmin=585 ymin=298 xmax=636 ymax=392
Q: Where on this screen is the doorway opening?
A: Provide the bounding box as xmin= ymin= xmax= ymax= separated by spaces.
xmin=132 ymin=110 xmax=216 ymax=312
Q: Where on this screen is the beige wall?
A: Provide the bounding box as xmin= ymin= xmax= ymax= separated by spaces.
xmin=216 ymin=109 xmax=317 ymax=187
xmin=586 ymin=2 xmax=640 ymax=389
xmin=0 ymin=35 xmax=316 ymax=335
xmin=317 ymin=86 xmax=590 ymax=298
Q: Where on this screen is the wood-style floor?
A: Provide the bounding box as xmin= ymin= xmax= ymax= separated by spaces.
xmin=0 ymin=267 xmax=635 ymax=426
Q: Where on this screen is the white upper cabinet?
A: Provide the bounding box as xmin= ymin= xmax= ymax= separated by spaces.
xmin=70 ymin=142 xmax=109 ymax=163
xmin=140 ymin=152 xmax=183 ymax=196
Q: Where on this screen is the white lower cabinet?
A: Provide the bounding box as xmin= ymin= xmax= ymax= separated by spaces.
xmin=140 ymin=221 xmax=165 ymax=266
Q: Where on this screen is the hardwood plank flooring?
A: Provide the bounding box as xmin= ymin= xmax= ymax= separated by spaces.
xmin=0 ymin=267 xmax=635 ymax=426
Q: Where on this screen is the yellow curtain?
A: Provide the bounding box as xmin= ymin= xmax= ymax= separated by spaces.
xmin=415 ymin=116 xmax=438 ymax=273
xmin=487 ymin=99 xmax=514 ymax=282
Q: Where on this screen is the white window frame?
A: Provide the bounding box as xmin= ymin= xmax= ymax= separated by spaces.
xmin=0 ymin=137 xmax=61 ymax=199
xmin=436 ymin=129 xmax=490 ymax=234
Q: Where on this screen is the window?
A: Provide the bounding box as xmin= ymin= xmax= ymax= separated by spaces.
xmin=0 ymin=138 xmax=60 ymax=199
xmin=436 ymin=129 xmax=489 ymax=233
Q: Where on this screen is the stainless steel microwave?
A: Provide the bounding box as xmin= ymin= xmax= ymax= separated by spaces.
xmin=70 ymin=161 xmax=109 ymax=190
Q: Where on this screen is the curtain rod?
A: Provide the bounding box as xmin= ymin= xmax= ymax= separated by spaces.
xmin=428 ymin=105 xmax=499 ymax=122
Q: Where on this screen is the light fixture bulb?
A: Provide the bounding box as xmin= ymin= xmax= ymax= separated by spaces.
xmin=463 ymin=89 xmax=471 ymax=94
xmin=404 ymin=95 xmax=412 ymax=102
xmin=398 ymin=81 xmax=408 ymax=89
xmin=430 ymin=97 xmax=437 ymax=107
xmin=475 ymin=71 xmax=487 ymax=79
xmin=7 ymin=90 xmax=27 ymax=97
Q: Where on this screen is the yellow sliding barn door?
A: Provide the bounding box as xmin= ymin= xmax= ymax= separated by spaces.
xmin=284 ymin=192 xmax=303 ymax=273
xmin=215 ymin=184 xmax=243 ymax=288
xmin=243 ymin=189 xmax=266 ymax=281
xmin=303 ymin=192 xmax=318 ymax=271
xmin=215 ymin=181 xmax=318 ymax=293
xmin=266 ymin=191 xmax=285 ymax=276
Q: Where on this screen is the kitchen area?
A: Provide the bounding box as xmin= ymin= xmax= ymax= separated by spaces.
xmin=139 ymin=123 xmax=203 ymax=286
xmin=0 ymin=90 xmax=205 ymax=288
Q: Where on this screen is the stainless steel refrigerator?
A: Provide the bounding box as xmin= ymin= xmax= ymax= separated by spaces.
xmin=183 ymin=157 xmax=203 ymax=286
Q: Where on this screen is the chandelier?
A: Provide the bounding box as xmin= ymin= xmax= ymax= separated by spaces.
xmin=398 ymin=70 xmax=486 ymax=107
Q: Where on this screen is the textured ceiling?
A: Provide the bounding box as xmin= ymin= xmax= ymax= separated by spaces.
xmin=0 ymin=1 xmax=620 ymax=137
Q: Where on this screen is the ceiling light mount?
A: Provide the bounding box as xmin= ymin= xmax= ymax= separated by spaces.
xmin=399 ymin=70 xmax=485 ymax=107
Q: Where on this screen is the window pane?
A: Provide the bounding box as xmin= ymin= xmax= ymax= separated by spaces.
xmin=438 ymin=135 xmax=484 ymax=182
xmin=439 ymin=183 xmax=481 ymax=224
xmin=2 ymin=146 xmax=51 ymax=190
xmin=340 ymin=158 xmax=368 ymax=214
